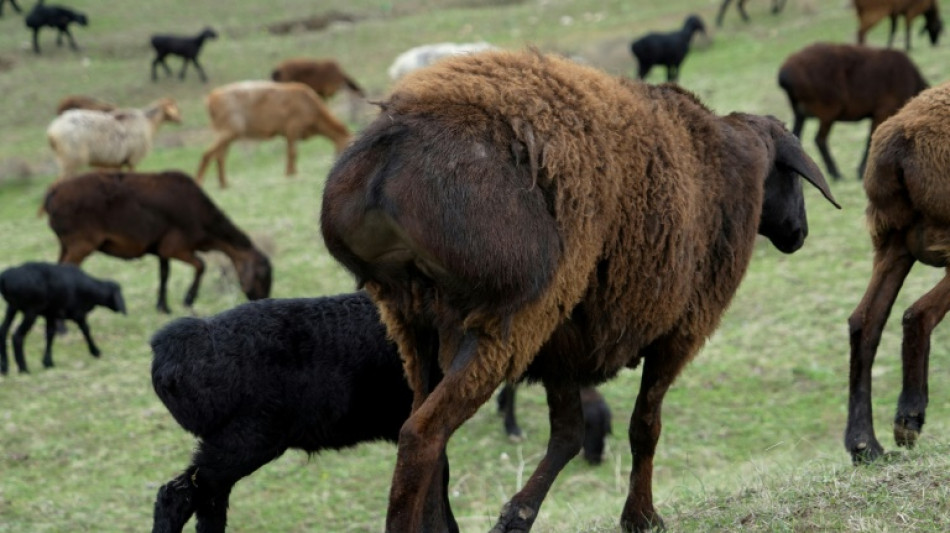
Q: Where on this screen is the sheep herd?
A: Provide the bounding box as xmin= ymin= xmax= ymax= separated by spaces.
xmin=3 ymin=0 xmax=950 ymax=532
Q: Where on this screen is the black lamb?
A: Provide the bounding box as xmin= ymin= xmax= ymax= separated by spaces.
xmin=630 ymin=14 xmax=707 ymax=82
xmin=0 ymin=262 xmax=125 ymax=375
xmin=149 ymin=27 xmax=218 ymax=82
xmin=1 ymin=0 xmax=22 ymax=17
xmin=150 ymin=293 xmax=458 ymax=533
xmin=24 ymin=0 xmax=88 ymax=54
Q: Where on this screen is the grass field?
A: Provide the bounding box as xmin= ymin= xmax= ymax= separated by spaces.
xmin=3 ymin=0 xmax=950 ymax=531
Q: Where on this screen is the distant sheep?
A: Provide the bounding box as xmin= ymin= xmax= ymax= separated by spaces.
xmin=150 ymin=27 xmax=218 ymax=83
xmin=0 ymin=261 xmax=124 ymax=375
xmin=195 ymin=80 xmax=352 ymax=188
xmin=778 ymin=42 xmax=927 ymax=180
xmin=387 ymin=41 xmax=497 ymax=80
xmin=716 ymin=0 xmax=787 ymax=27
xmin=846 ymin=81 xmax=950 ymax=464
xmin=43 ymin=170 xmax=272 ymax=313
xmin=54 ymin=94 xmax=117 ymax=115
xmin=854 ymin=0 xmax=943 ymax=50
xmin=46 ymin=98 xmax=181 ymax=180
xmin=630 ymin=14 xmax=707 ymax=82
xmin=1 ymin=0 xmax=22 ymax=17
xmin=24 ymin=1 xmax=88 ymax=54
xmin=271 ymin=58 xmax=365 ymax=99
xmin=151 ymin=293 xmax=458 ymax=533
xmin=321 ymin=50 xmax=839 ymax=532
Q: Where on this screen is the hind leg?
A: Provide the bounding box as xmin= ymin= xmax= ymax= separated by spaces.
xmin=41 ymin=315 xmax=58 ymax=368
xmin=11 ymin=311 xmax=37 ymax=373
xmin=0 ymin=305 xmax=16 ymax=375
xmin=497 ymin=382 xmax=523 ymax=440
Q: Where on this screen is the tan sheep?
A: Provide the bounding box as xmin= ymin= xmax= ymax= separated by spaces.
xmin=195 ymin=80 xmax=352 ymax=188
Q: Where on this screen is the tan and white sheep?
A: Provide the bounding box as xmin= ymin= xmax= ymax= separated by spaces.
xmin=195 ymin=80 xmax=352 ymax=188
xmin=46 ymin=98 xmax=181 ymax=180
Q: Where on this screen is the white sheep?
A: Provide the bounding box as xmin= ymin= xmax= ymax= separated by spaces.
xmin=387 ymin=41 xmax=497 ymax=80
xmin=46 ymin=98 xmax=181 ymax=180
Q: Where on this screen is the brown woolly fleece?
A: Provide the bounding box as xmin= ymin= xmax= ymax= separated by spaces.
xmin=271 ymin=58 xmax=365 ymax=99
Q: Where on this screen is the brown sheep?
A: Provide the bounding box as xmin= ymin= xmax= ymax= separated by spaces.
xmin=778 ymin=42 xmax=928 ymax=180
xmin=321 ymin=50 xmax=839 ymax=532
xmin=195 ymin=80 xmax=352 ymax=188
xmin=55 ymin=94 xmax=117 ymax=115
xmin=847 ymin=81 xmax=950 ymax=464
xmin=854 ymin=0 xmax=944 ymax=50
xmin=270 ymin=58 xmax=365 ymax=100
xmin=43 ymin=170 xmax=272 ymax=313
xmin=716 ymin=0 xmax=787 ymax=27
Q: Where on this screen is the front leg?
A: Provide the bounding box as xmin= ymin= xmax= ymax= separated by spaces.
xmin=157 ymin=257 xmax=172 ymax=313
xmin=11 ymin=312 xmax=37 ymax=373
xmin=0 ymin=305 xmax=16 ymax=375
xmin=285 ymin=136 xmax=298 ymax=176
xmin=74 ymin=316 xmax=101 ymax=358
xmin=42 ymin=316 xmax=58 ymax=368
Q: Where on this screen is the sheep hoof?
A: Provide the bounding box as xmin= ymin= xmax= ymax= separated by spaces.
xmin=507 ymin=432 xmax=525 ymax=443
xmin=894 ymin=416 xmax=922 ymax=449
xmin=490 ymin=501 xmax=536 ymax=533
xmin=850 ymin=439 xmax=885 ymax=465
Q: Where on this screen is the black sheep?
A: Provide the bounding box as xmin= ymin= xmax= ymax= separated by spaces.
xmin=630 ymin=14 xmax=707 ymax=82
xmin=24 ymin=0 xmax=88 ymax=54
xmin=150 ymin=293 xmax=458 ymax=533
xmin=1 ymin=0 xmax=22 ymax=17
xmin=150 ymin=27 xmax=218 ymax=82
xmin=0 ymin=262 xmax=125 ymax=375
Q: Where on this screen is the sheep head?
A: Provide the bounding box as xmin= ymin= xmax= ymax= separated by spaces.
xmin=922 ymin=7 xmax=944 ymax=46
xmin=154 ymin=98 xmax=182 ymax=124
xmin=237 ymin=248 xmax=272 ymax=301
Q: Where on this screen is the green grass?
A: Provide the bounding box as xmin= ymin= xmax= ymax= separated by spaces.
xmin=2 ymin=0 xmax=950 ymax=531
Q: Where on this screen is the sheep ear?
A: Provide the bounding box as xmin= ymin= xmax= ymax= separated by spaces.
xmin=776 ymin=133 xmax=841 ymax=209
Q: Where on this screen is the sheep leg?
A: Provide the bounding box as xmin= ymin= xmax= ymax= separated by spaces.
xmin=152 ymin=470 xmax=198 ymax=533
xmin=177 ymin=253 xmax=206 ymax=309
xmin=736 ymin=0 xmax=749 ymax=21
xmin=772 ymin=0 xmax=786 ymax=14
xmin=0 ymin=305 xmax=16 ymax=375
xmin=31 ymin=28 xmax=41 ymax=53
xmin=620 ymin=345 xmax=692 ymax=532
xmin=74 ymin=316 xmax=101 ymax=358
xmin=157 ymin=258 xmax=172 ymax=314
xmin=814 ymin=120 xmax=840 ymax=180
xmin=41 ymin=315 xmax=58 ymax=368
xmin=285 ymin=137 xmax=298 ymax=176
xmin=496 ymin=382 xmax=524 ymax=440
xmin=196 ymin=134 xmax=236 ymax=188
xmin=151 ymin=56 xmax=169 ymax=81
xmin=191 ymin=58 xmax=208 ymax=83
xmin=178 ymin=59 xmax=189 ymax=81
xmin=846 ymin=236 xmax=914 ymax=463
xmin=61 ymin=27 xmax=79 ymax=51
xmin=491 ymin=380 xmax=583 ymax=533
xmin=715 ymin=0 xmax=733 ymax=27
xmin=893 ymin=274 xmax=950 ymax=449
xmin=11 ymin=311 xmax=37 ymax=373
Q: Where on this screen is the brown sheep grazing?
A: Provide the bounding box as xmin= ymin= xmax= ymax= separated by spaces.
xmin=854 ymin=0 xmax=943 ymax=50
xmin=321 ymin=50 xmax=839 ymax=532
xmin=716 ymin=0 xmax=787 ymax=27
xmin=55 ymin=94 xmax=117 ymax=115
xmin=847 ymin=81 xmax=950 ymax=464
xmin=270 ymin=58 xmax=365 ymax=100
xmin=43 ymin=170 xmax=272 ymax=313
xmin=778 ymin=42 xmax=928 ymax=180
xmin=195 ymin=80 xmax=352 ymax=188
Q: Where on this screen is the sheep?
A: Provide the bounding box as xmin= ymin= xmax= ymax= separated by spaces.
xmin=150 ymin=293 xmax=458 ymax=533
xmin=54 ymin=94 xmax=117 ymax=115
xmin=43 ymin=170 xmax=272 ymax=314
xmin=0 ymin=261 xmax=125 ymax=375
xmin=320 ymin=49 xmax=840 ymax=532
xmin=387 ymin=41 xmax=497 ymax=80
xmin=630 ymin=14 xmax=707 ymax=82
xmin=46 ymin=98 xmax=182 ymax=180
xmin=270 ymin=58 xmax=365 ymax=100
xmin=854 ymin=0 xmax=943 ymax=50
xmin=1 ymin=0 xmax=22 ymax=17
xmin=195 ymin=80 xmax=352 ymax=188
xmin=846 ymin=81 xmax=950 ymax=464
xmin=24 ymin=1 xmax=88 ymax=54
xmin=716 ymin=0 xmax=787 ymax=27
xmin=150 ymin=27 xmax=218 ymax=83
xmin=777 ymin=42 xmax=928 ymax=180
xmin=497 ymin=384 xmax=612 ymax=465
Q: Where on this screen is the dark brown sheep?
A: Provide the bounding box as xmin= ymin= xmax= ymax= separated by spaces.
xmin=321 ymin=50 xmax=838 ymax=532
xmin=716 ymin=0 xmax=787 ymax=27
xmin=777 ymin=42 xmax=928 ymax=180
xmin=270 ymin=58 xmax=365 ymax=100
xmin=854 ymin=0 xmax=943 ymax=50
xmin=846 ymin=81 xmax=950 ymax=464
xmin=43 ymin=170 xmax=272 ymax=313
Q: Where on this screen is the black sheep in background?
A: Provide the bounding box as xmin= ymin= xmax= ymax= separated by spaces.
xmin=0 ymin=0 xmax=23 ymax=17
xmin=0 ymin=261 xmax=125 ymax=374
xmin=149 ymin=27 xmax=218 ymax=82
xmin=25 ymin=0 xmax=88 ymax=54
xmin=630 ymin=14 xmax=707 ymax=82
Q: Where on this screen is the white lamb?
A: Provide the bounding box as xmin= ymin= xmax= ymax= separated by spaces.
xmin=387 ymin=42 xmax=497 ymax=80
xmin=46 ymin=98 xmax=181 ymax=180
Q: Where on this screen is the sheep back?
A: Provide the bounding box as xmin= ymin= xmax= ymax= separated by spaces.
xmin=271 ymin=58 xmax=365 ymax=98
xmin=47 ymin=109 xmax=152 ymax=170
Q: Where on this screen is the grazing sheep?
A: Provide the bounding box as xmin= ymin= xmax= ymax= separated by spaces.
xmin=24 ymin=1 xmax=87 ymax=54
xmin=271 ymin=58 xmax=365 ymax=99
xmin=777 ymin=42 xmax=928 ymax=180
xmin=497 ymin=384 xmax=612 ymax=465
xmin=0 ymin=261 xmax=125 ymax=375
xmin=151 ymin=293 xmax=458 ymax=533
xmin=320 ymin=50 xmax=839 ymax=532
xmin=846 ymin=81 xmax=950 ymax=464
xmin=716 ymin=0 xmax=787 ymax=26
xmin=387 ymin=41 xmax=497 ymax=80
xmin=46 ymin=98 xmax=182 ymax=180
xmin=854 ymin=0 xmax=943 ymax=50
xmin=195 ymin=80 xmax=352 ymax=188
xmin=150 ymin=27 xmax=218 ymax=83
xmin=630 ymin=14 xmax=707 ymax=82
xmin=43 ymin=170 xmax=272 ymax=313
xmin=54 ymin=94 xmax=117 ymax=115
xmin=1 ymin=0 xmax=22 ymax=17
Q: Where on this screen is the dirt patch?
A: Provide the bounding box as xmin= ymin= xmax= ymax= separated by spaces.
xmin=266 ymin=11 xmax=362 ymax=35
